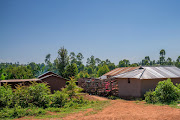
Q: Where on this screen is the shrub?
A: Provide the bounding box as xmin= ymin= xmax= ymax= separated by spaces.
xmin=27 ymin=82 xmax=51 ymax=108
xmin=144 ymin=90 xmax=158 ymax=104
xmin=154 ymin=79 xmax=180 ymax=104
xmin=144 ymin=79 xmax=180 ymax=104
xmin=176 ymin=83 xmax=180 ymax=89
xmin=62 ymin=77 xmax=83 ymax=98
xmin=50 ymin=91 xmax=68 ymax=107
xmin=13 ymin=82 xmax=51 ymax=108
xmin=13 ymin=85 xmax=30 ymax=108
xmin=0 ymin=84 xmax=14 ymax=108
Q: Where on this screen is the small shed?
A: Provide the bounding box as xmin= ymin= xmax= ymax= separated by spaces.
xmin=113 ymin=66 xmax=180 ymax=98
xmin=38 ymin=72 xmax=68 ymax=93
xmin=0 ymin=71 xmax=68 ymax=93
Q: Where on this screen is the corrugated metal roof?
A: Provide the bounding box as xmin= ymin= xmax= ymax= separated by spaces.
xmin=0 ymin=79 xmax=40 ymax=83
xmin=114 ymin=66 xmax=180 ymax=79
xmin=104 ymin=67 xmax=139 ymax=76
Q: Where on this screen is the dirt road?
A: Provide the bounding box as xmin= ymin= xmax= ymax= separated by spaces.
xmin=63 ymin=99 xmax=180 ymax=120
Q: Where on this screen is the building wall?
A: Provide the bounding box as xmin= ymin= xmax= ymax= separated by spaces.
xmin=117 ymin=78 xmax=141 ymax=98
xmin=42 ymin=76 xmax=67 ymax=93
xmin=141 ymin=78 xmax=180 ymax=96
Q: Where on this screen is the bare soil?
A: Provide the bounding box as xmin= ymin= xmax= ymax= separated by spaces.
xmin=62 ymin=98 xmax=180 ymax=120
xmin=16 ymin=95 xmax=180 ymax=120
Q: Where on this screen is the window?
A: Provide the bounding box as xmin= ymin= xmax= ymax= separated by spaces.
xmin=128 ymin=78 xmax=130 ymax=83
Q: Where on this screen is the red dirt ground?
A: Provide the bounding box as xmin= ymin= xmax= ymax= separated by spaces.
xmin=16 ymin=95 xmax=180 ymax=120
xmin=62 ymin=96 xmax=180 ymax=120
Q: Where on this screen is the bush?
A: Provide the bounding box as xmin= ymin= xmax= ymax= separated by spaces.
xmin=50 ymin=91 xmax=68 ymax=107
xmin=13 ymin=82 xmax=51 ymax=108
xmin=144 ymin=79 xmax=180 ymax=104
xmin=176 ymin=83 xmax=180 ymax=89
xmin=144 ymin=90 xmax=158 ymax=104
xmin=0 ymin=84 xmax=14 ymax=108
xmin=62 ymin=77 xmax=83 ymax=98
xmin=27 ymin=82 xmax=51 ymax=108
xmin=155 ymin=79 xmax=180 ymax=104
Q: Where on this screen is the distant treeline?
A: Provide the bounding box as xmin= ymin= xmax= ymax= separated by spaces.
xmin=0 ymin=47 xmax=180 ymax=80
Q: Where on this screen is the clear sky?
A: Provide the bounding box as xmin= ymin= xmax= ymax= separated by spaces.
xmin=0 ymin=0 xmax=180 ymax=65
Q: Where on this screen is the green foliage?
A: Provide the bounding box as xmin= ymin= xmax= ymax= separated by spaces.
xmin=57 ymin=46 xmax=69 ymax=77
xmin=64 ymin=63 xmax=78 ymax=79
xmin=0 ymin=84 xmax=14 ymax=108
xmin=78 ymin=71 xmax=84 ymax=78
xmin=144 ymin=79 xmax=180 ymax=104
xmin=155 ymin=79 xmax=180 ymax=103
xmin=0 ymin=107 xmax=46 ymax=119
xmin=107 ymin=95 xmax=119 ymax=100
xmin=144 ymin=90 xmax=158 ymax=104
xmin=97 ymin=64 xmax=109 ymax=77
xmin=84 ymin=72 xmax=90 ymax=78
xmin=62 ymin=78 xmax=83 ymax=98
xmin=13 ymin=82 xmax=51 ymax=108
xmin=50 ymin=91 xmax=68 ymax=107
xmin=3 ymin=65 xmax=33 ymax=79
xmin=176 ymin=83 xmax=180 ymax=89
xmin=0 ymin=79 xmax=97 ymax=119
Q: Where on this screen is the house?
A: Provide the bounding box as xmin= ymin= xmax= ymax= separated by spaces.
xmin=0 ymin=71 xmax=68 ymax=93
xmin=112 ymin=66 xmax=180 ymax=98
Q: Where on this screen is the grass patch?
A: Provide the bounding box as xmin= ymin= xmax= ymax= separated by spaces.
xmin=19 ymin=100 xmax=110 ymax=119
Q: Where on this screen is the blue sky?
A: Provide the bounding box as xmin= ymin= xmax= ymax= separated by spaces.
xmin=0 ymin=0 xmax=180 ymax=64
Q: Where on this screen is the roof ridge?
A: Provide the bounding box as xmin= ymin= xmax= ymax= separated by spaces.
xmin=139 ymin=68 xmax=146 ymax=79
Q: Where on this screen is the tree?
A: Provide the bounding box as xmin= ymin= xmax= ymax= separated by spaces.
xmin=87 ymin=66 xmax=93 ymax=74
xmin=123 ymin=59 xmax=130 ymax=67
xmin=130 ymin=63 xmax=138 ymax=67
xmin=45 ymin=54 xmax=51 ymax=65
xmin=76 ymin=53 xmax=84 ymax=67
xmin=45 ymin=54 xmax=53 ymax=71
xmin=28 ymin=62 xmax=39 ymax=76
xmin=166 ymin=57 xmax=173 ymax=65
xmin=160 ymin=49 xmax=166 ymax=65
xmin=86 ymin=55 xmax=95 ymax=68
xmin=64 ymin=63 xmax=78 ymax=79
xmin=78 ymin=64 xmax=84 ymax=72
xmin=118 ymin=60 xmax=126 ymax=67
xmin=108 ymin=63 xmax=115 ymax=70
xmin=69 ymin=52 xmax=77 ymax=64
xmin=118 ymin=59 xmax=129 ymax=67
xmin=95 ymin=58 xmax=101 ymax=66
xmin=97 ymin=64 xmax=110 ymax=77
xmin=57 ymin=47 xmax=69 ymax=76
xmin=77 ymin=71 xmax=84 ymax=78
xmin=176 ymin=56 xmax=180 ymax=63
xmin=176 ymin=56 xmax=180 ymax=68
xmin=76 ymin=53 xmax=84 ymax=62
xmin=145 ymin=56 xmax=150 ymax=61
xmin=84 ymin=72 xmax=90 ymax=78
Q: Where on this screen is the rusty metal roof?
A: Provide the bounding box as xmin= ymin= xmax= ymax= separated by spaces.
xmin=114 ymin=66 xmax=180 ymax=79
xmin=104 ymin=67 xmax=139 ymax=76
xmin=0 ymin=79 xmax=40 ymax=83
